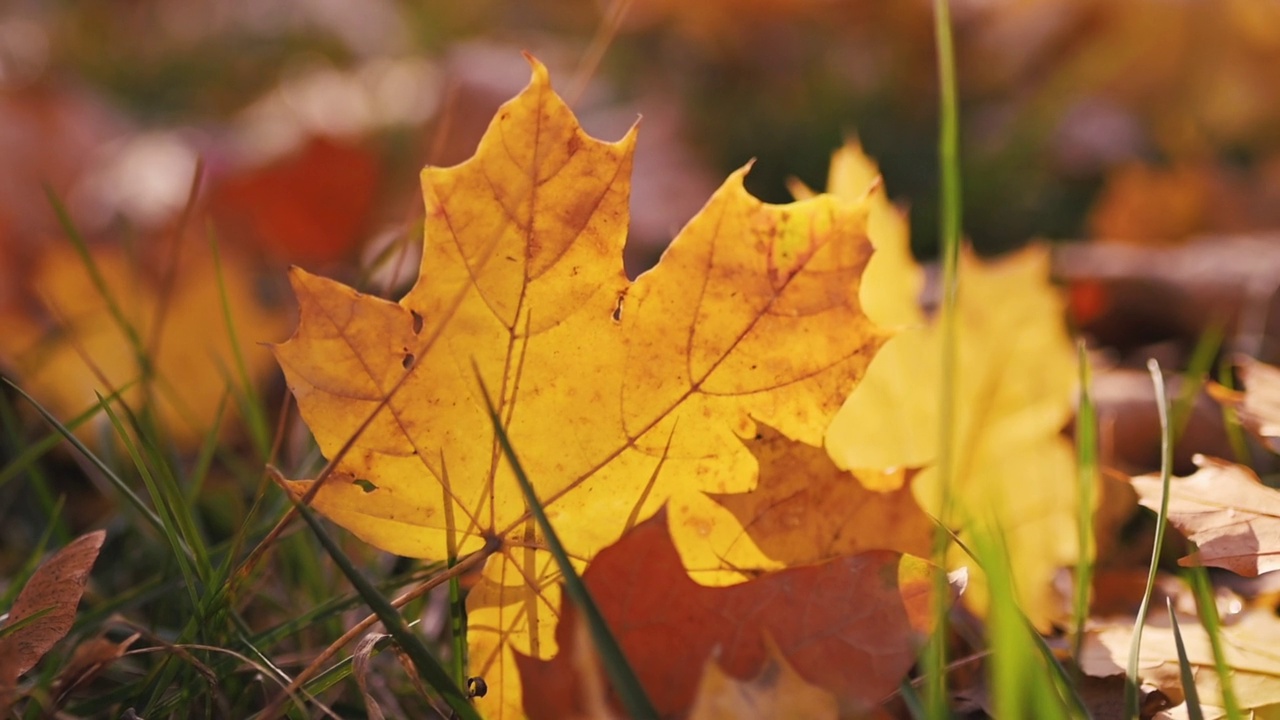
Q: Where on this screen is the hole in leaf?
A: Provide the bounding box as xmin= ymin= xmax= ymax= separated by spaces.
xmin=402 ymin=353 xmax=414 ymax=369
xmin=467 ymin=676 xmax=488 ymax=698
xmin=410 ymin=310 xmax=423 ymax=334
xmin=611 ymin=291 xmax=625 ymax=323
xmin=352 ymin=478 xmax=378 ymax=493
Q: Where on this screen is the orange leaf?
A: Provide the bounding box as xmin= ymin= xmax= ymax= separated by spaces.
xmin=1130 ymin=455 xmax=1280 ymax=577
xmin=706 ymin=423 xmax=933 ymax=568
xmin=515 ymin=509 xmax=955 ymax=718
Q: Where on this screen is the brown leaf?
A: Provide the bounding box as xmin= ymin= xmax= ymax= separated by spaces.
xmin=1129 ymin=455 xmax=1280 ymax=576
xmin=1209 ymin=355 xmax=1280 ymax=454
xmin=0 ymin=531 xmax=105 ymax=692
xmin=706 ymin=424 xmax=933 ymax=568
xmin=515 ymin=509 xmax=956 ymax=719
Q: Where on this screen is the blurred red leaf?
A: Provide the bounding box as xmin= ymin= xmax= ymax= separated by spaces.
xmin=212 ymin=137 xmax=379 ymax=264
xmin=516 ymin=509 xmax=954 ymax=719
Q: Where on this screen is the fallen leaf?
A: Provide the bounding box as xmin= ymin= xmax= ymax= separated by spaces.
xmin=211 ymin=137 xmax=379 ymax=265
xmin=688 ymin=637 xmax=839 ymax=720
xmin=1209 ymin=355 xmax=1280 ymax=454
xmin=1082 ymin=609 xmax=1280 ymax=715
xmin=515 ymin=510 xmax=953 ymax=719
xmin=826 ymin=243 xmax=1083 ymax=629
xmin=0 ymin=239 xmax=289 ymax=449
xmin=788 ymin=138 xmax=924 ymax=332
xmin=704 ymin=423 xmax=933 ymax=570
xmin=0 ymin=530 xmax=105 ymax=712
xmin=272 ymin=56 xmax=884 ymax=717
xmin=1130 ymin=455 xmax=1280 ymax=577
xmin=51 ymin=633 xmax=138 ymax=706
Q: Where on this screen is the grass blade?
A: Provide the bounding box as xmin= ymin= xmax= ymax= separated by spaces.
xmin=1073 ymin=340 xmax=1098 ymax=669
xmin=475 ymin=366 xmax=658 ymax=720
xmin=1127 ymin=359 xmax=1174 ymax=719
xmin=929 ymin=0 xmax=962 ymax=715
xmin=282 ymin=481 xmax=479 ymax=720
xmin=1188 ymin=568 xmax=1242 ymax=719
xmin=5 ymin=379 xmax=165 ymax=535
xmin=1167 ymin=597 xmax=1204 ymax=720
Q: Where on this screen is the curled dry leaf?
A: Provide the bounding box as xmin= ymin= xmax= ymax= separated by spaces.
xmin=272 ymin=56 xmax=884 ymax=717
xmin=515 ymin=510 xmax=957 ymax=719
xmin=1130 ymin=454 xmax=1280 ymax=576
xmin=0 ymin=529 xmax=105 ymax=709
xmin=1209 ymin=355 xmax=1280 ymax=454
xmin=1081 ymin=609 xmax=1280 ymax=716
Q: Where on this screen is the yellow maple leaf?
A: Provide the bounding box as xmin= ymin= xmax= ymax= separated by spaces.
xmin=272 ymin=57 xmax=885 ymax=717
xmin=788 ymin=138 xmax=923 ymax=332
xmin=826 ymin=241 xmax=1082 ymax=630
xmin=0 ymin=241 xmax=287 ymax=449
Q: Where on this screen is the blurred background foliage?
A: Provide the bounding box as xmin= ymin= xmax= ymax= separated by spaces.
xmin=5 ymin=0 xmax=1280 ymax=272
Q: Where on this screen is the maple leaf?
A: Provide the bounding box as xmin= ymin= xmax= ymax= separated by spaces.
xmin=1081 ymin=609 xmax=1280 ymax=716
xmin=1130 ymin=454 xmax=1280 ymax=576
xmin=0 ymin=242 xmax=288 ymax=449
xmin=825 ymin=243 xmax=1083 ymax=629
xmin=272 ymin=56 xmax=885 ymax=717
xmin=515 ymin=510 xmax=955 ymax=719
xmin=692 ymin=423 xmax=933 ymax=572
xmin=788 ymin=138 xmax=924 ymax=332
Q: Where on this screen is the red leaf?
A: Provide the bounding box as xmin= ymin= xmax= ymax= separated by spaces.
xmin=516 ymin=510 xmax=954 ymax=718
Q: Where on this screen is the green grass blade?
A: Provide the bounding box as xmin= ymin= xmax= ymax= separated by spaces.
xmin=476 ymin=367 xmax=659 ymax=720
xmin=43 ymin=186 xmax=149 ymax=375
xmin=1073 ymin=340 xmax=1098 ymax=669
xmin=0 ymin=382 xmax=135 ymax=489
xmin=1127 ymin=359 xmax=1174 ymax=718
xmin=1188 ymin=567 xmax=1242 ymax=719
xmin=97 ymin=396 xmax=205 ymax=608
xmin=208 ymin=228 xmax=272 ymax=459
xmin=5 ymin=379 xmax=166 ymax=534
xmin=288 ymin=496 xmax=479 ymax=719
xmin=1216 ymin=362 xmax=1252 ymax=465
xmin=0 ymin=497 xmax=62 ymax=610
xmin=0 ymin=606 xmax=56 ymax=640
xmin=1171 ymin=323 xmax=1224 ymax=442
xmin=929 ymin=0 xmax=962 ymax=715
xmin=1167 ymin=597 xmax=1204 ymax=720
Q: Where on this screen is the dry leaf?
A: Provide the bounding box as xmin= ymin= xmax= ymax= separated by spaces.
xmin=826 ymin=244 xmax=1082 ymax=629
xmin=1082 ymin=609 xmax=1280 ymax=715
xmin=1130 ymin=455 xmax=1280 ymax=576
xmin=515 ymin=510 xmax=954 ymax=719
xmin=688 ymin=637 xmax=839 ymax=720
xmin=1209 ymin=355 xmax=1280 ymax=454
xmin=705 ymin=424 xmax=933 ymax=570
xmin=0 ymin=529 xmax=105 ymax=710
xmin=272 ymin=56 xmax=884 ymax=717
